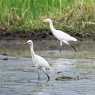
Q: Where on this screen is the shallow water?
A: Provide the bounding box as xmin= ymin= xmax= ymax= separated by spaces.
xmin=0 ymin=56 xmax=95 ymax=95
xmin=0 ymin=40 xmax=95 ymax=95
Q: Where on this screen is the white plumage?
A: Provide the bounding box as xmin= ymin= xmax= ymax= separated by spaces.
xmin=43 ymin=18 xmax=77 ymax=51
xmin=32 ymin=54 xmax=50 ymax=69
xmin=26 ymin=40 xmax=50 ymax=81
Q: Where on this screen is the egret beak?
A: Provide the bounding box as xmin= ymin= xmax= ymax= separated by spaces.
xmin=43 ymin=19 xmax=47 ymax=22
xmin=24 ymin=42 xmax=27 ymax=45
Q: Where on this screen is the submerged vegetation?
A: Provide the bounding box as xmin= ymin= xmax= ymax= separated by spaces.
xmin=0 ymin=0 xmax=95 ymax=35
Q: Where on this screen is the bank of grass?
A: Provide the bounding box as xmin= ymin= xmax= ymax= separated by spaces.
xmin=0 ymin=0 xmax=95 ymax=35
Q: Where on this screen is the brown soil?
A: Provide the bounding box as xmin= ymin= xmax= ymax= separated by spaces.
xmin=0 ymin=29 xmax=94 ymax=40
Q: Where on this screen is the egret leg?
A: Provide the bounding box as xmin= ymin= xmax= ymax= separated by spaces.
xmin=59 ymin=41 xmax=63 ymax=52
xmin=59 ymin=46 xmax=62 ymax=52
xmin=70 ymin=44 xmax=77 ymax=52
xmin=63 ymin=39 xmax=77 ymax=52
xmin=41 ymin=68 xmax=50 ymax=82
xmin=37 ymin=69 xmax=40 ymax=80
xmin=60 ymin=41 xmax=63 ymax=46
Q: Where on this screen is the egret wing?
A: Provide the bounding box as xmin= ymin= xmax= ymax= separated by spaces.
xmin=35 ymin=55 xmax=50 ymax=68
xmin=53 ymin=29 xmax=77 ymax=41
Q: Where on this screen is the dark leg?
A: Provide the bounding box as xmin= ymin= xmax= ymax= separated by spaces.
xmin=59 ymin=46 xmax=63 ymax=52
xmin=37 ymin=69 xmax=40 ymax=80
xmin=59 ymin=41 xmax=63 ymax=52
xmin=41 ymin=68 xmax=50 ymax=82
xmin=70 ymin=44 xmax=77 ymax=52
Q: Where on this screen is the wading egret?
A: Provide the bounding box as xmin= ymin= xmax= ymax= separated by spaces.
xmin=25 ymin=40 xmax=50 ymax=81
xmin=43 ymin=18 xmax=77 ymax=51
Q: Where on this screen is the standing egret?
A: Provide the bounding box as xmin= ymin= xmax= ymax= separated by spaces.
xmin=43 ymin=18 xmax=77 ymax=51
xmin=25 ymin=40 xmax=50 ymax=81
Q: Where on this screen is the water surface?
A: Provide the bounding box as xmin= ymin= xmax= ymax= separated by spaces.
xmin=0 ymin=40 xmax=95 ymax=95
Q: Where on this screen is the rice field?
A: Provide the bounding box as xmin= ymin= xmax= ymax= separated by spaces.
xmin=0 ymin=0 xmax=95 ymax=32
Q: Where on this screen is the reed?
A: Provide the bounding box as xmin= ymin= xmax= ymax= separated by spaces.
xmin=0 ymin=0 xmax=94 ymax=33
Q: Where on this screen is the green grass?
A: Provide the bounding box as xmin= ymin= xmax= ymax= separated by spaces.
xmin=0 ymin=0 xmax=95 ymax=33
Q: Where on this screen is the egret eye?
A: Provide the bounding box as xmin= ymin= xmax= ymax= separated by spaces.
xmin=28 ymin=42 xmax=31 ymax=44
xmin=27 ymin=41 xmax=32 ymax=44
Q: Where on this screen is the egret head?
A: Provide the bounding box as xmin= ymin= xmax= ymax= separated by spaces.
xmin=25 ymin=40 xmax=35 ymax=55
xmin=26 ymin=40 xmax=33 ymax=46
xmin=43 ymin=18 xmax=52 ymax=23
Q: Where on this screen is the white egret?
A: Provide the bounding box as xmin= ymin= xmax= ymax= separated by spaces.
xmin=25 ymin=40 xmax=50 ymax=81
xmin=43 ymin=18 xmax=78 ymax=51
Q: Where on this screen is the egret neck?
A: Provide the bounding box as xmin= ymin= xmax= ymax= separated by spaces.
xmin=49 ymin=20 xmax=55 ymax=32
xmin=29 ymin=44 xmax=35 ymax=58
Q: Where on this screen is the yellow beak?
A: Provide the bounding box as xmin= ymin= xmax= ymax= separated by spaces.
xmin=43 ymin=19 xmax=47 ymax=22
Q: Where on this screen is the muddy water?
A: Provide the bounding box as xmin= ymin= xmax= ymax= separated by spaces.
xmin=0 ymin=40 xmax=95 ymax=95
